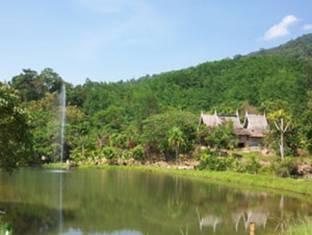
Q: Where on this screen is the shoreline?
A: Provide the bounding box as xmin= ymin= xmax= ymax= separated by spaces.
xmin=43 ymin=162 xmax=312 ymax=200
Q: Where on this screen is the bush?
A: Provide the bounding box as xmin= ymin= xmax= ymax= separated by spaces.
xmin=198 ymin=151 xmax=262 ymax=174
xmin=243 ymin=156 xmax=261 ymax=174
xmin=273 ymin=158 xmax=299 ymax=177
xmin=198 ymin=154 xmax=235 ymax=171
xmin=131 ymin=145 xmax=144 ymax=161
xmin=102 ymin=146 xmax=119 ymax=160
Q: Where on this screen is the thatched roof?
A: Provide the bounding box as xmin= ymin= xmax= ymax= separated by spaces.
xmin=200 ymin=111 xmax=222 ymax=127
xmin=243 ymin=112 xmax=268 ymax=137
xmin=200 ymin=111 xmax=242 ymax=129
xmin=220 ymin=116 xmax=242 ymax=129
xmin=200 ymin=111 xmax=268 ymax=138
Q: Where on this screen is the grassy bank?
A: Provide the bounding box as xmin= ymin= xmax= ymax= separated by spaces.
xmin=43 ymin=162 xmax=312 ymax=197
xmin=286 ymin=218 xmax=312 ymax=235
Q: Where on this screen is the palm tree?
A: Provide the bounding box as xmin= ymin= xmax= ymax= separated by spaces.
xmin=168 ymin=127 xmax=185 ymax=161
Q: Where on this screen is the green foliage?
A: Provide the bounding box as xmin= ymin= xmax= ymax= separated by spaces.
xmin=198 ymin=154 xmax=235 ymax=171
xmin=235 ymin=156 xmax=262 ymax=174
xmin=0 ymin=83 xmax=32 ymax=170
xmin=273 ymin=158 xmax=299 ymax=178
xmin=2 ymin=34 xmax=312 ymax=169
xmin=198 ymin=151 xmax=262 ymax=174
xmin=168 ymin=127 xmax=186 ymax=161
xmin=250 ymin=33 xmax=312 ymax=60
xmin=301 ymin=91 xmax=312 ymax=153
xmin=205 ymin=122 xmax=237 ymax=150
xmin=131 ymin=145 xmax=144 ymax=161
xmin=10 ymin=68 xmax=62 ymax=102
xmin=142 ymin=110 xmax=197 ymax=159
xmin=27 ymin=93 xmax=61 ymax=162
xmin=102 ymin=146 xmax=119 ymax=160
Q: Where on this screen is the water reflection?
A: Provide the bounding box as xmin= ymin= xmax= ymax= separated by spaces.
xmin=61 ymin=229 xmax=143 ymax=235
xmin=0 ymin=169 xmax=311 ymax=235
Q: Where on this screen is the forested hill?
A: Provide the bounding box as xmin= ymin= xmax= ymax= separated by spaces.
xmin=66 ymin=33 xmax=312 ymax=117
xmin=2 ymin=33 xmax=312 ymax=166
xmin=249 ymin=33 xmax=312 ymax=59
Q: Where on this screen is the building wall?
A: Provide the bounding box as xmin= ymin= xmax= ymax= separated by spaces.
xmin=238 ymin=136 xmax=263 ymax=147
xmin=247 ymin=137 xmax=263 ymax=147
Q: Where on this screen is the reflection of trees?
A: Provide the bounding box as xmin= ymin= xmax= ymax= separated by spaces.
xmin=1 ymin=169 xmax=312 ymax=235
xmin=0 ymin=202 xmax=71 ymax=235
xmin=167 ymin=198 xmax=184 ymax=219
xmin=274 ymin=195 xmax=291 ymax=234
xmin=196 ymin=208 xmax=222 ymax=232
xmin=243 ymin=210 xmax=269 ymax=230
xmin=232 ymin=209 xmax=269 ymax=232
xmin=232 ymin=211 xmax=244 ymax=232
xmin=179 ymin=225 xmax=189 ymax=235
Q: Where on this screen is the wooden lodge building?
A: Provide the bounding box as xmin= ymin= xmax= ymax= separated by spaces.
xmin=200 ymin=111 xmax=268 ymax=147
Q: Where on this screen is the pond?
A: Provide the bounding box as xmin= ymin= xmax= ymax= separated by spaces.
xmin=0 ymin=168 xmax=311 ymax=235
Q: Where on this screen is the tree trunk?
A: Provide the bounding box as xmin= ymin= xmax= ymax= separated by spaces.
xmin=280 ymin=132 xmax=284 ymax=160
xmin=175 ymin=147 xmax=179 ymax=162
xmin=280 ymin=118 xmax=285 ymax=160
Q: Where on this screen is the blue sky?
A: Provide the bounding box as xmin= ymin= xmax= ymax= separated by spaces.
xmin=1 ymin=0 xmax=312 ymax=85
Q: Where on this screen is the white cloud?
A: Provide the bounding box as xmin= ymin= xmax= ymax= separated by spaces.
xmin=303 ymin=24 xmax=312 ymax=31
xmin=263 ymin=15 xmax=298 ymax=41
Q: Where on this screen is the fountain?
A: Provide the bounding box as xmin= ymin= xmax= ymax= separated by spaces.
xmin=59 ymin=82 xmax=66 ymax=234
xmin=59 ymin=82 xmax=66 ymax=163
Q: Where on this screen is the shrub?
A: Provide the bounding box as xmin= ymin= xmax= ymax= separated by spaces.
xmin=198 ymin=154 xmax=235 ymax=171
xmin=102 ymin=147 xmax=119 ymax=160
xmin=273 ymin=158 xmax=299 ymax=177
xmin=243 ymin=156 xmax=262 ymax=174
xmin=131 ymin=145 xmax=144 ymax=161
xmin=198 ymin=151 xmax=262 ymax=174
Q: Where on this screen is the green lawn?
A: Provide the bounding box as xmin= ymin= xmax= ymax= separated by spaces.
xmin=286 ymin=218 xmax=312 ymax=235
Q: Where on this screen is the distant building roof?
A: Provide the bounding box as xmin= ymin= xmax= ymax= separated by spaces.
xmin=220 ymin=116 xmax=242 ymax=129
xmin=200 ymin=111 xmax=222 ymax=127
xmin=243 ymin=112 xmax=268 ymax=137
xmin=200 ymin=111 xmax=242 ymax=129
xmin=200 ymin=111 xmax=268 ymax=138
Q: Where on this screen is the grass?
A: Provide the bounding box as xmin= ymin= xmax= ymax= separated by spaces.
xmin=286 ymin=218 xmax=312 ymax=235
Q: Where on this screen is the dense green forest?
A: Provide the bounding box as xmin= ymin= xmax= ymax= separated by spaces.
xmin=1 ymin=33 xmax=312 ymax=171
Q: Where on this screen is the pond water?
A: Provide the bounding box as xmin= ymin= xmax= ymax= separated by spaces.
xmin=0 ymin=168 xmax=311 ymax=235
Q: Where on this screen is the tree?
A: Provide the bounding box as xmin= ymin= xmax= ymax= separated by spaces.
xmin=0 ymin=83 xmax=32 ymax=170
xmin=10 ymin=69 xmax=44 ymax=101
xmin=268 ymin=110 xmax=291 ymax=160
xmin=301 ymin=91 xmax=312 ymax=153
xmin=142 ymin=110 xmax=197 ymax=159
xmin=39 ymin=68 xmax=62 ymax=93
xmin=205 ymin=122 xmax=237 ymax=150
xmin=26 ymin=93 xmax=60 ymax=162
xmin=168 ymin=127 xmax=185 ymax=161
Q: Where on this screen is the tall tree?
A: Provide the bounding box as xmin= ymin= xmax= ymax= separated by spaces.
xmin=0 ymin=83 xmax=32 ymax=170
xmin=168 ymin=127 xmax=185 ymax=161
xmin=268 ymin=110 xmax=291 ymax=160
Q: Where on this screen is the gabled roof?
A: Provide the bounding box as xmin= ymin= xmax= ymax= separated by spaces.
xmin=243 ymin=112 xmax=268 ymax=130
xmin=200 ymin=111 xmax=242 ymax=129
xmin=220 ymin=115 xmax=242 ymax=129
xmin=200 ymin=111 xmax=222 ymax=127
xmin=200 ymin=111 xmax=268 ymax=138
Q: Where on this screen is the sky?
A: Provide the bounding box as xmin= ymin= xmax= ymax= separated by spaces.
xmin=0 ymin=0 xmax=312 ymax=85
